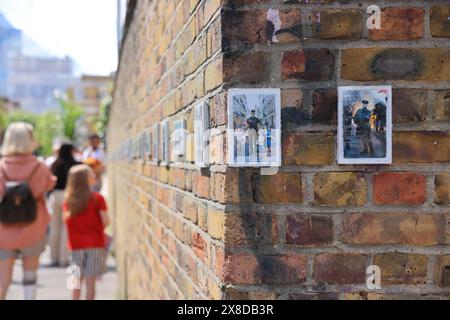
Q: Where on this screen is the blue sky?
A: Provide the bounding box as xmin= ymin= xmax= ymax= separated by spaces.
xmin=0 ymin=0 xmax=124 ymax=76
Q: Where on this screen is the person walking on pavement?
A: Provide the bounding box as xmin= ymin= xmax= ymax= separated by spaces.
xmin=48 ymin=143 xmax=80 ymax=267
xmin=64 ymin=164 xmax=110 ymax=300
xmin=82 ymin=134 xmax=105 ymax=192
xmin=0 ymin=122 xmax=56 ymax=300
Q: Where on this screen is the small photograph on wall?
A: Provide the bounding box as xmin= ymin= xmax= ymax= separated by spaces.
xmin=172 ymin=119 xmax=186 ymax=158
xmin=194 ymin=101 xmax=209 ymax=167
xmin=161 ymin=120 xmax=170 ymax=166
xmin=152 ymin=123 xmax=160 ymax=162
xmin=227 ymin=88 xmax=281 ymax=167
xmin=337 ymin=86 xmax=392 ymax=164
xmin=145 ymin=129 xmax=151 ymax=158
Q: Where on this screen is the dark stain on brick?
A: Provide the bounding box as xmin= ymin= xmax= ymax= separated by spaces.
xmin=304 ymin=49 xmax=335 ymax=81
xmin=281 ymin=107 xmax=310 ymax=126
xmin=370 ymin=49 xmax=424 ymax=79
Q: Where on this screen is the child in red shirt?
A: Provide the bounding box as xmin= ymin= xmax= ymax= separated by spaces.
xmin=63 ymin=164 xmax=110 ymax=300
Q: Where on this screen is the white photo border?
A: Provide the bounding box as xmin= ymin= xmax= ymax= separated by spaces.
xmin=337 ymin=85 xmax=392 ymax=165
xmin=227 ymin=88 xmax=282 ymax=168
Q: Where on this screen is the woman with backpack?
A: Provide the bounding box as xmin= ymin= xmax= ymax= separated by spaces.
xmin=0 ymin=122 xmax=56 ymax=300
xmin=48 ymin=143 xmax=80 ymax=267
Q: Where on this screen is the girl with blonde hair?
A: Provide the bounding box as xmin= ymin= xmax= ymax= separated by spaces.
xmin=64 ymin=164 xmax=110 ymax=300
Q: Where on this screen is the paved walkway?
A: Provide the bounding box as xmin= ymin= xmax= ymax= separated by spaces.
xmin=6 ymin=247 xmax=118 ymax=300
xmin=6 ymin=175 xmax=118 ymax=300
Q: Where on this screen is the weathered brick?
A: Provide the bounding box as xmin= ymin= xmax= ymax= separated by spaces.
xmin=224 ymin=51 xmax=271 ymax=84
xmin=433 ymin=90 xmax=450 ymax=121
xmin=369 ymin=7 xmax=424 ymax=41
xmin=222 ymin=9 xmax=301 ymax=45
xmin=224 ymin=213 xmax=277 ymax=246
xmin=430 ymin=5 xmax=450 ymax=38
xmin=210 ymin=172 xmax=226 ymax=203
xmin=313 ymin=172 xmax=367 ymax=206
xmin=169 ymin=168 xmax=186 ymax=189
xmin=192 ymin=172 xmax=210 ymax=198
xmin=313 ymin=9 xmax=363 ymax=39
xmin=434 ymin=255 xmax=450 ymax=287
xmin=393 ymin=90 xmax=428 ymax=123
xmin=374 ymin=253 xmax=428 ymax=285
xmin=224 ymin=168 xmax=254 ymax=204
xmin=282 ymin=49 xmax=334 ymax=81
xmin=341 ymin=213 xmax=443 ymax=246
xmin=192 ymin=232 xmax=209 ymax=264
xmin=205 ymin=57 xmax=223 ymax=92
xmin=373 ymin=173 xmax=426 ymax=205
xmin=210 ymin=91 xmax=227 ymax=127
xmin=281 ymin=89 xmax=304 ymax=126
xmin=207 ymin=209 xmax=224 ymax=240
xmin=283 ymin=132 xmax=334 ymax=165
xmin=255 ymin=172 xmax=302 ymax=203
xmin=435 ymin=173 xmax=450 ymax=205
xmin=342 ymin=48 xmax=450 ymax=81
xmin=393 ymin=132 xmax=450 ymax=163
xmin=224 ymin=253 xmax=307 ymax=285
xmin=286 ymin=215 xmax=333 ymax=246
xmin=312 ymin=89 xmax=337 ymax=124
xmin=314 ymin=253 xmax=367 ymax=285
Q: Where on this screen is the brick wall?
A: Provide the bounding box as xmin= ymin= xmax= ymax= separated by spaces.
xmin=108 ymin=0 xmax=450 ymax=300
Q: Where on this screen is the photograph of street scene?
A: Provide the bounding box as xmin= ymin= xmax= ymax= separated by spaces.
xmin=228 ymin=89 xmax=281 ymax=167
xmin=338 ymin=86 xmax=392 ymax=164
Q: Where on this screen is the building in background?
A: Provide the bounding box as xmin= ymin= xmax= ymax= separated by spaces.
xmin=0 ymin=96 xmax=20 ymax=113
xmin=0 ymin=12 xmax=75 ymax=113
xmin=67 ymin=74 xmax=114 ymax=135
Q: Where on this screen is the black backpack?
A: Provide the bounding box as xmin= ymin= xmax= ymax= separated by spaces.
xmin=0 ymin=162 xmax=41 ymax=225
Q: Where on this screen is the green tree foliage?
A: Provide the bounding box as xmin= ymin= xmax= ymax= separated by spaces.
xmin=58 ymin=98 xmax=84 ymax=141
xmin=0 ymin=99 xmax=84 ymax=157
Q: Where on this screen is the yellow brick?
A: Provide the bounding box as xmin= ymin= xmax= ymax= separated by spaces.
xmin=207 ymin=208 xmax=224 ymax=240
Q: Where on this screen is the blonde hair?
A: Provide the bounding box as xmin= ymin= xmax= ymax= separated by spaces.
xmin=65 ymin=164 xmax=93 ymax=216
xmin=1 ymin=122 xmax=38 ymax=156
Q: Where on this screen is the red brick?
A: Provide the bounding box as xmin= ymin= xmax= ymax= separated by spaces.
xmin=312 ymin=89 xmax=337 ymax=124
xmin=192 ymin=172 xmax=210 ymax=198
xmin=286 ymin=215 xmax=333 ymax=246
xmin=282 ymin=50 xmax=305 ymax=80
xmin=169 ymin=168 xmax=186 ymax=189
xmin=224 ymin=51 xmax=271 ymax=84
xmin=313 ymin=253 xmax=367 ymax=285
xmin=373 ymin=173 xmax=426 ymax=205
xmin=192 ymin=232 xmax=209 ymax=264
xmin=369 ymin=7 xmax=424 ymax=41
xmin=282 ymin=49 xmax=334 ymax=81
